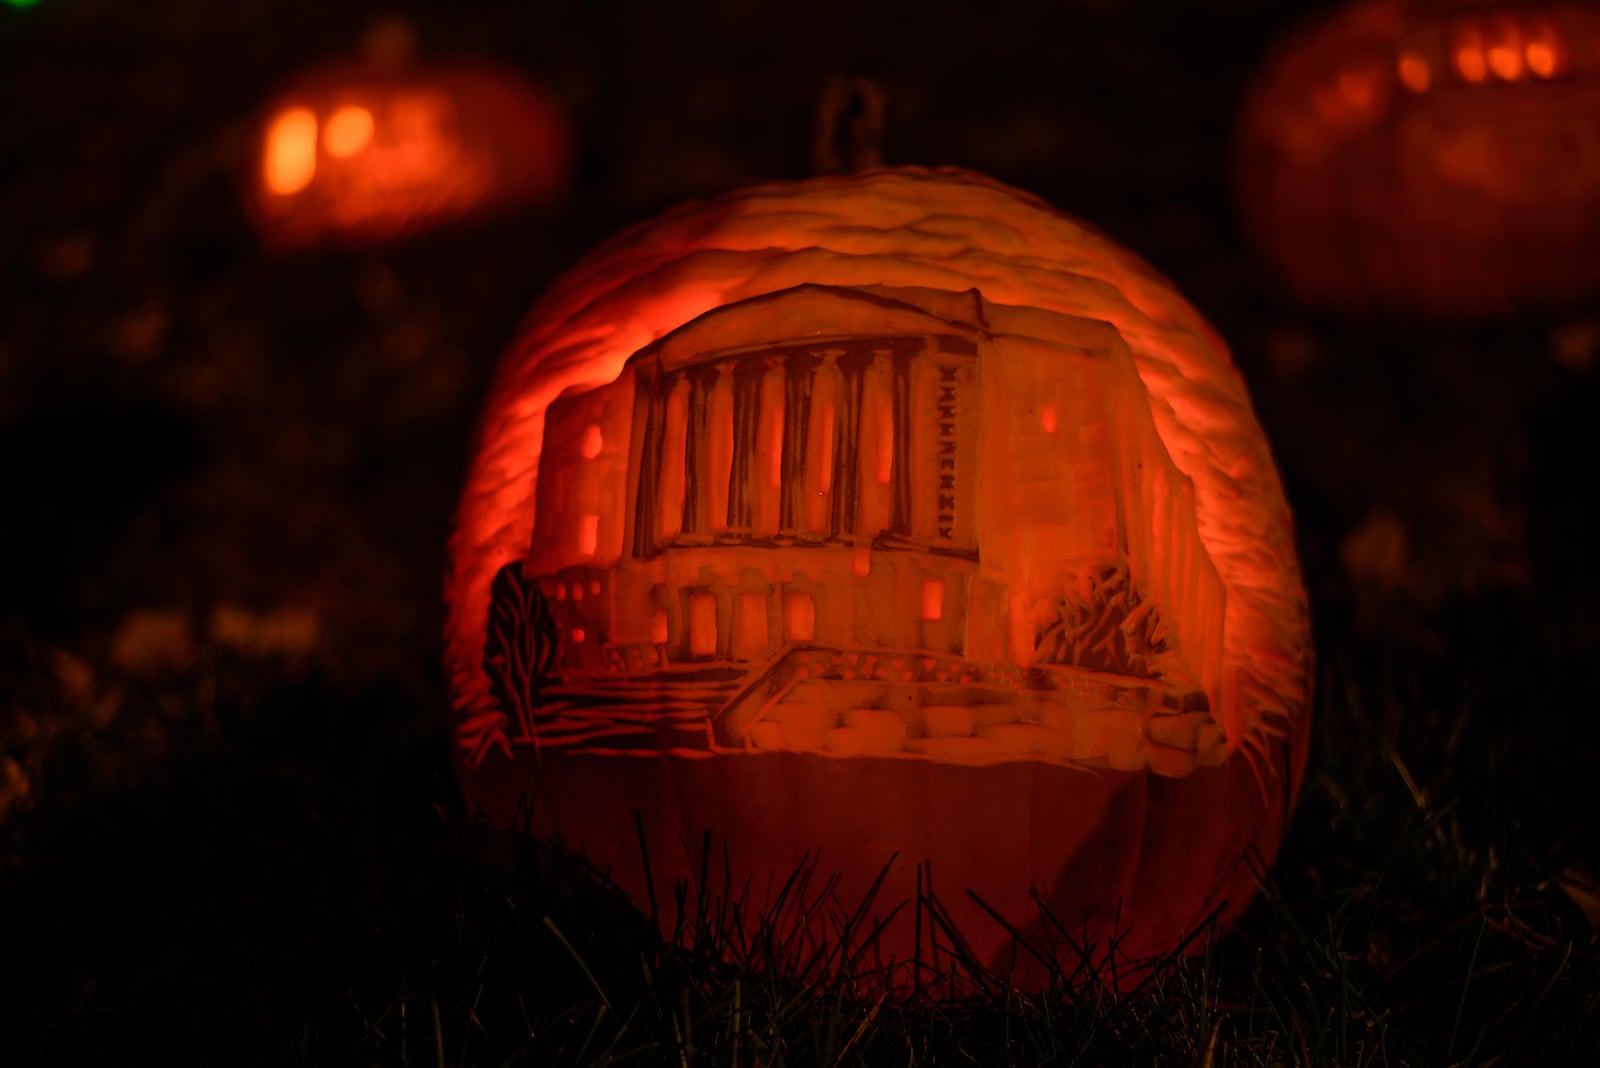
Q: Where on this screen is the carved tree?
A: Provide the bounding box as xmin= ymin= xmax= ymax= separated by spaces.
xmin=1034 ymin=560 xmax=1169 ymax=679
xmin=483 ymin=561 xmax=561 ymax=740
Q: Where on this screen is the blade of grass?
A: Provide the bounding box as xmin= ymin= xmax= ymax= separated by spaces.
xmin=543 ymin=914 xmax=615 ymax=1014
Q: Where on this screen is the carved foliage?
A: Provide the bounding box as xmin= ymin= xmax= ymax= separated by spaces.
xmin=1034 ymin=560 xmax=1169 ymax=679
xmin=483 ymin=561 xmax=561 ymax=739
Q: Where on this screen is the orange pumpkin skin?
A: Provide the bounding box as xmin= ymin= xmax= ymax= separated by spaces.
xmin=445 ymin=168 xmax=1312 ymax=992
xmin=245 ymin=61 xmax=569 ymax=250
xmin=1235 ymin=0 xmax=1600 ymax=317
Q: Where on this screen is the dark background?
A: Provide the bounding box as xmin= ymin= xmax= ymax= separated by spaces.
xmin=2 ymin=0 xmax=1598 ymax=1063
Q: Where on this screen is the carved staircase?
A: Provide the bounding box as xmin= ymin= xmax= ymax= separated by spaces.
xmin=527 ymin=666 xmax=744 ymax=752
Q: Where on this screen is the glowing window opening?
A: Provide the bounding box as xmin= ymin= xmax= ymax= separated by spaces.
xmin=581 ymin=424 xmax=604 ymax=459
xmin=785 ymin=592 xmax=816 ymax=642
xmin=688 ymin=592 xmax=718 ymax=657
xmin=579 ymin=513 xmax=600 ymax=557
xmin=1337 ymin=70 xmax=1373 ymax=109
xmin=1453 ymin=24 xmax=1489 ymax=83
xmin=734 ymin=592 xmax=768 ymax=660
xmin=323 ymin=106 xmax=375 ymax=158
xmin=1398 ymin=53 xmax=1432 ymax=92
xmin=263 ymin=108 xmax=318 ymax=196
xmin=1488 ymin=43 xmax=1523 ymax=81
xmin=1526 ymin=43 xmax=1554 ymax=78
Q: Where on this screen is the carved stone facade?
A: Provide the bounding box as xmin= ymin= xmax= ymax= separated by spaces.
xmin=489 ymin=283 xmax=1228 ymax=777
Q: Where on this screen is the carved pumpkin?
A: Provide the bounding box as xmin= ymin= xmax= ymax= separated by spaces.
xmin=1235 ymin=0 xmax=1600 ymax=316
xmin=445 ymin=168 xmax=1312 ymax=991
xmin=245 ymin=60 xmax=569 ymax=250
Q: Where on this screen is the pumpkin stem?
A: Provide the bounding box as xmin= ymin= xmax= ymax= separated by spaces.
xmin=360 ymin=14 xmax=419 ymax=70
xmin=812 ymin=75 xmax=885 ymax=175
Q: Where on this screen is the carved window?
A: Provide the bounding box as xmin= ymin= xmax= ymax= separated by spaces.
xmin=687 ymin=591 xmax=718 ymax=658
xmin=733 ymin=592 xmax=769 ymax=660
xmin=785 ymin=591 xmax=816 ymax=642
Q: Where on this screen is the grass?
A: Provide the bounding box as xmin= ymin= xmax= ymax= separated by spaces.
xmin=4 ymin=596 xmax=1598 ymax=1066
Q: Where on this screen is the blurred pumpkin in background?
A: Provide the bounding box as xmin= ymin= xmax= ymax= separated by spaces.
xmin=444 ymin=167 xmax=1313 ymax=993
xmin=244 ymin=59 xmax=570 ymax=250
xmin=1235 ymin=0 xmax=1600 ymax=317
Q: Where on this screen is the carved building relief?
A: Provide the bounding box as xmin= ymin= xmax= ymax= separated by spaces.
xmin=484 ymin=284 xmax=1227 ymax=777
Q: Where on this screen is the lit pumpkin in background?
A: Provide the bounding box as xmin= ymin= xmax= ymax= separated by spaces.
xmin=245 ymin=60 xmax=570 ymax=250
xmin=445 ymin=168 xmax=1313 ymax=992
xmin=1235 ymin=0 xmax=1600 ymax=317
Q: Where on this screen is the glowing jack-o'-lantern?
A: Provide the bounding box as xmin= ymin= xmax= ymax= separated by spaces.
xmin=1235 ymin=0 xmax=1600 ymax=316
xmin=245 ymin=60 xmax=569 ymax=249
xmin=445 ymin=168 xmax=1312 ymax=991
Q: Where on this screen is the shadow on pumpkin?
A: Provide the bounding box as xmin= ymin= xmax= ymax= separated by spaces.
xmin=460 ymin=725 xmax=1288 ymax=996
xmin=461 ymin=793 xmax=1247 ymax=1000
